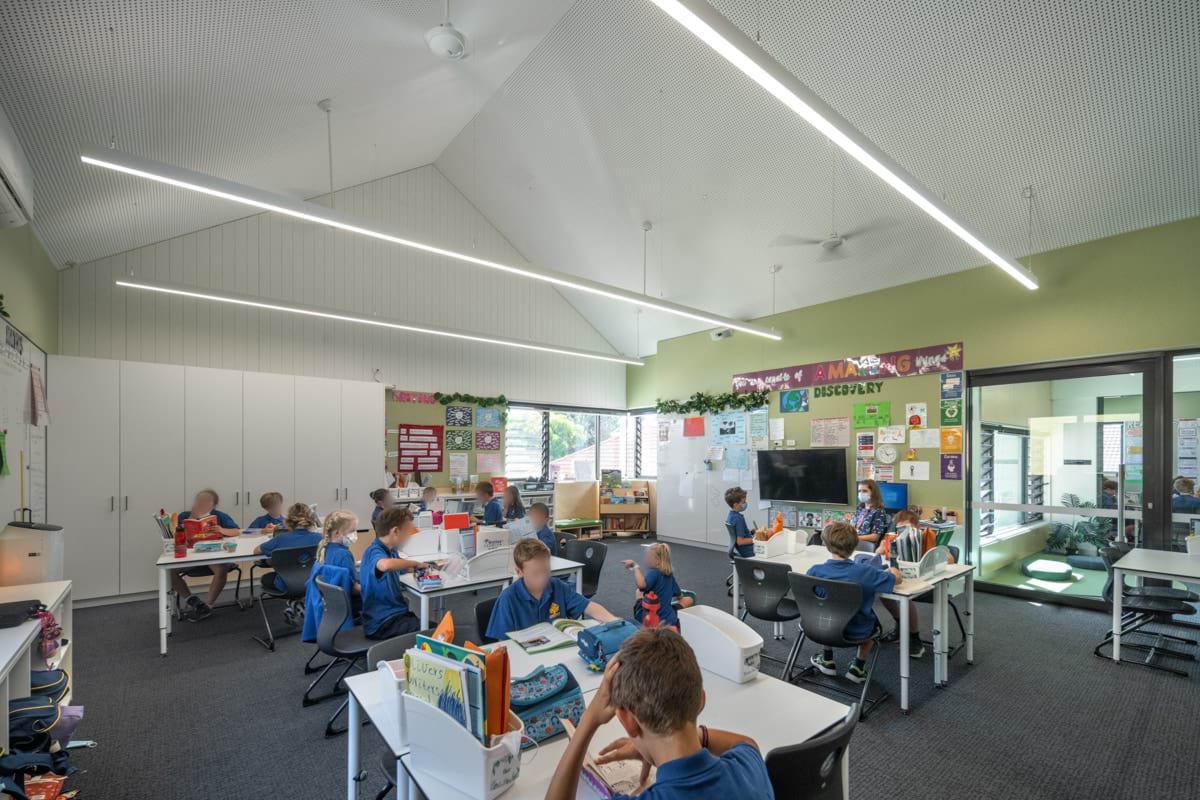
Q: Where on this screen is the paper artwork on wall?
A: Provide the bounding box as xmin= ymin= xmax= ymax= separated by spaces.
xmin=448 ymin=452 xmax=468 ymax=479
xmin=877 ymin=425 xmax=906 ymax=444
xmin=445 ymin=429 xmax=473 ymax=451
xmin=477 ymin=453 xmax=502 ymax=473
xmin=475 ymin=430 xmax=501 ymax=451
xmin=899 ymin=461 xmax=930 ymax=481
xmin=706 ymin=446 xmax=725 ymax=461
xmin=856 ymin=460 xmax=875 ymax=480
xmin=905 ymin=403 xmax=927 ymax=429
xmin=769 ymin=417 xmax=785 ymax=442
xmin=683 ymin=416 xmax=705 ymax=437
xmin=823 ymin=509 xmax=854 ymax=526
xmin=909 ymin=428 xmax=940 ymax=449
xmin=711 ymin=411 xmax=747 ymax=445
xmin=780 ymin=389 xmax=809 ymax=413
xmin=810 ymin=417 xmax=851 ymax=447
xmin=476 ymin=407 xmax=502 ymax=428
xmin=852 ymin=402 xmax=890 ymax=429
xmin=795 ymin=509 xmax=822 ymax=529
xmin=446 ymin=405 xmax=473 ymax=427
xmin=941 ymin=454 xmax=962 ymax=480
xmin=748 ymin=410 xmax=769 ymax=449
xmin=397 ymin=424 xmax=444 ymax=473
xmin=940 ymin=426 xmax=963 ymax=454
xmin=659 ymin=420 xmax=672 ymax=443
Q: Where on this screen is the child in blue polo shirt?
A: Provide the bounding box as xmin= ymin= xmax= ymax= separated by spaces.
xmin=623 ymin=542 xmax=693 ymax=628
xmin=416 ymin=486 xmax=440 ymax=514
xmin=476 ymin=481 xmax=503 ymax=526
xmin=247 ymin=491 xmax=285 ymax=530
xmin=255 ymin=502 xmax=323 ymax=591
xmin=547 ymin=628 xmax=773 ymax=800
xmin=171 ymin=488 xmax=242 ymax=621
xmin=528 ymin=502 xmax=557 ymax=555
xmin=360 ymin=506 xmax=435 ymax=639
xmin=370 ymin=488 xmax=393 ymax=527
xmin=807 ymin=520 xmax=903 ymax=683
xmin=502 ymin=485 xmax=526 ymax=524
xmin=723 ymin=486 xmax=760 ymax=557
xmin=317 ymin=510 xmax=360 ymax=616
xmin=485 ymin=539 xmax=616 ymax=641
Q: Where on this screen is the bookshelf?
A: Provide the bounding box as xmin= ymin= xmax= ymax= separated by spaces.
xmin=600 ymin=482 xmax=651 ymax=538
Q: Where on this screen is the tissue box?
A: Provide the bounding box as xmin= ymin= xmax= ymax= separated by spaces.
xmin=679 ymin=605 xmax=763 ymax=683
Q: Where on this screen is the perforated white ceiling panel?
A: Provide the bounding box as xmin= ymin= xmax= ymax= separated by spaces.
xmin=0 ymin=0 xmax=574 ymax=265
xmin=436 ymin=0 xmax=1200 ymax=355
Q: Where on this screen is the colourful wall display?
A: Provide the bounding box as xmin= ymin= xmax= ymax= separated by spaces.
xmin=731 ymin=342 xmax=963 ymax=394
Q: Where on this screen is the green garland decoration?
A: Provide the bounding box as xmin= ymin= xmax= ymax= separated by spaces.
xmin=433 ymin=392 xmax=509 ymax=424
xmin=655 ymin=391 xmax=770 ymax=416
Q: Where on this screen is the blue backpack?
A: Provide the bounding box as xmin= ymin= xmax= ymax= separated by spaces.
xmin=577 ymin=619 xmax=640 ymax=671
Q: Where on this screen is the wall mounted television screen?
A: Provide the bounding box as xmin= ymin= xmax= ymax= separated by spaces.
xmin=756 ymin=449 xmax=849 ymax=505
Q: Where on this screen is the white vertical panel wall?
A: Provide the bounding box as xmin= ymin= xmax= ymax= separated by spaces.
xmin=58 ymin=165 xmax=626 ymax=408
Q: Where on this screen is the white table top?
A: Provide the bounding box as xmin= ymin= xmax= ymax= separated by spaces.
xmin=397 ymin=555 xmax=582 ymax=594
xmin=403 ymin=668 xmax=849 ymax=800
xmin=495 ymin=637 xmax=605 ymax=694
xmin=0 ymin=581 xmax=71 ymax=679
xmin=755 ymin=546 xmax=972 ymax=598
xmin=1114 ymin=548 xmax=1200 ymax=581
xmin=154 ymin=534 xmax=269 ymax=566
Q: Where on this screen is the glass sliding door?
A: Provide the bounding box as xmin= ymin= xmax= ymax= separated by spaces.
xmin=1169 ymin=353 xmax=1200 ymax=550
xmin=969 ymin=359 xmax=1162 ymax=603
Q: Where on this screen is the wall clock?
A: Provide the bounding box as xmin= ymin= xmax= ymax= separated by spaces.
xmin=876 ymin=444 xmax=898 ymax=464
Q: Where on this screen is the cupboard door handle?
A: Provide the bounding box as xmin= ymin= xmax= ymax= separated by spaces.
xmin=110 ymin=496 xmax=115 ymax=512
xmin=246 ymin=491 xmax=251 ymax=506
xmin=234 ymin=493 xmax=240 ymax=506
xmin=123 ymin=496 xmax=129 ymax=511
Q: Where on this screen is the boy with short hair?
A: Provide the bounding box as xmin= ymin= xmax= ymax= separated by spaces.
xmin=476 ymin=480 xmax=503 ymax=525
xmin=247 ymin=491 xmax=285 ymax=530
xmin=485 ymin=539 xmax=616 ymax=641
xmin=529 ymin=502 xmax=557 ymax=555
xmin=723 ymin=486 xmax=759 ymax=557
xmin=417 ymin=485 xmax=440 ymax=514
xmin=360 ymin=507 xmax=433 ymax=639
xmin=547 ymin=628 xmax=773 ymax=800
xmin=808 ymin=521 xmax=903 ymax=683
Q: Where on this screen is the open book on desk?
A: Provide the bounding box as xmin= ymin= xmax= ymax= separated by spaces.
xmin=562 ymin=718 xmax=653 ymax=798
xmin=507 ymin=618 xmax=594 ymax=654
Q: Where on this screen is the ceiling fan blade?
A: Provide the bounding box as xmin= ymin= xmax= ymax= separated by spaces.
xmin=816 ymin=247 xmax=849 ymax=262
xmin=838 ymin=217 xmax=901 ymax=240
xmin=769 ymin=233 xmax=824 ymax=247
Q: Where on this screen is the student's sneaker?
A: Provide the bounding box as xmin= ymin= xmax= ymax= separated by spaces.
xmin=880 ymin=628 xmax=900 ymax=643
xmin=184 ymin=596 xmax=212 ymax=622
xmin=282 ymin=601 xmax=304 ymax=628
xmin=908 ymin=639 xmax=926 ymax=658
xmin=810 ymin=653 xmax=837 ymax=676
xmin=845 ymin=663 xmax=868 ymax=684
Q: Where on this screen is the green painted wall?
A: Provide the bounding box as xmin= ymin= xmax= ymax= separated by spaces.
xmin=385 ymin=396 xmax=505 ymax=489
xmin=628 ymin=216 xmax=1200 ymax=407
xmin=0 ymin=226 xmax=58 ymax=352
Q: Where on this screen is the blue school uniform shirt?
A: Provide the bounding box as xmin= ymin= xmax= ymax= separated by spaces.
xmin=806 ymin=557 xmax=896 ymax=641
xmin=481 ymin=497 xmax=503 ymax=525
xmin=321 ymin=541 xmax=358 ymax=582
xmin=260 ymin=529 xmax=322 ymax=591
xmin=247 ymin=513 xmax=284 ymax=529
xmin=359 ymin=538 xmax=411 ymax=636
xmin=485 ymin=577 xmax=589 ymax=641
xmin=535 ymin=524 xmax=557 ymax=556
xmin=372 ymin=505 xmax=384 ymax=525
xmin=616 ymin=742 xmax=773 ymax=800
xmin=642 ymin=568 xmax=682 ymax=627
xmin=726 ymin=509 xmax=755 ymax=557
xmin=177 ymin=509 xmax=239 ymax=530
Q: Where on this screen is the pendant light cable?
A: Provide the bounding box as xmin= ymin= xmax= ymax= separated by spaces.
xmin=319 ymin=99 xmax=335 ymax=210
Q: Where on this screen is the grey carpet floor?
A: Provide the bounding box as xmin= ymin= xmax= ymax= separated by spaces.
xmin=64 ymin=537 xmax=1200 ymax=799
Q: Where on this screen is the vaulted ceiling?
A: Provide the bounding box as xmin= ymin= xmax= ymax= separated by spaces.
xmin=3 ymin=0 xmax=1197 ymax=356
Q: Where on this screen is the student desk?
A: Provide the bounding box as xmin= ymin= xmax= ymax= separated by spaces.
xmin=1110 ymin=548 xmax=1200 ymax=662
xmin=0 ymin=581 xmax=73 ymax=752
xmin=397 ymin=555 xmax=584 ymax=630
xmin=343 ymin=638 xmax=601 ymax=800
xmin=731 ymin=545 xmax=976 ymax=712
xmin=154 ymin=534 xmax=268 ymax=655
xmin=399 ymin=667 xmax=852 ymax=800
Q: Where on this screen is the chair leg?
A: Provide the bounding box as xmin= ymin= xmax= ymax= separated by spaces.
xmin=858 ymin=640 xmax=887 ymax=720
xmin=253 ymin=595 xmax=277 ymax=651
xmin=305 ymin=648 xmax=330 ymax=675
xmin=782 ymin=629 xmax=806 ymax=683
xmin=305 ymin=655 xmax=364 ymax=706
xmin=303 ymin=658 xmax=342 ymax=706
xmin=375 ymin=780 xmax=395 ymax=800
xmin=325 ymin=696 xmax=371 ymax=738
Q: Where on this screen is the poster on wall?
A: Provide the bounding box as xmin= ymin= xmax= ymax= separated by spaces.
xmin=477 ymin=453 xmax=502 ymax=474
xmin=905 ymin=403 xmax=928 ymax=429
xmin=1124 ymin=421 xmax=1144 ymax=467
xmin=731 ymin=342 xmax=964 ymax=393
xmin=779 ymin=389 xmax=809 ymax=413
xmin=1177 ymin=419 xmax=1198 ymax=480
xmin=796 ymin=509 xmax=822 ymax=528
xmin=856 ymin=460 xmax=875 ymax=480
xmin=940 ymin=426 xmax=963 ymax=454
xmin=940 ymin=371 xmax=963 ymax=399
xmin=852 ymin=402 xmax=890 ymax=429
xmin=899 ymin=461 xmax=930 ymax=481
xmin=683 ymin=416 xmax=705 ymax=437
xmin=748 ymin=409 xmax=769 ymax=449
xmin=874 ymin=464 xmax=894 ymax=482
xmin=941 ymin=454 xmax=962 ymax=480
xmin=659 ymin=420 xmax=672 ymax=443
xmin=769 ymin=417 xmax=785 ymax=442
xmin=725 ymin=448 xmax=750 ymax=470
xmin=448 ymin=452 xmax=468 ymax=480
xmin=877 ymin=425 xmax=906 ymax=445
xmin=445 ymin=405 xmax=473 ymax=427
xmin=856 ymin=431 xmax=875 ymax=459
xmin=823 ymin=509 xmax=854 ymax=526
xmin=711 ymin=411 xmax=747 ymax=445
xmin=940 ymin=399 xmax=962 ymax=426
xmin=397 ymin=424 xmax=444 ymax=472
xmin=811 ymin=417 xmax=851 ymax=447
xmin=476 ymin=407 xmax=502 ymax=428
xmin=910 ymin=428 xmax=940 ymax=449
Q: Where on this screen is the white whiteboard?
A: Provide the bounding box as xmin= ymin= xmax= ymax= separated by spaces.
xmin=655 ymin=413 xmax=763 ymax=549
xmin=0 ymin=321 xmax=48 ymax=523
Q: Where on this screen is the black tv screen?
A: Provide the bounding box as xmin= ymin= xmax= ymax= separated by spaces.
xmin=756 ymin=449 xmax=849 ymax=505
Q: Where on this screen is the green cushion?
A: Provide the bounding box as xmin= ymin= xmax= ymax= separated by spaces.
xmin=1022 ymin=559 xmax=1075 ymax=581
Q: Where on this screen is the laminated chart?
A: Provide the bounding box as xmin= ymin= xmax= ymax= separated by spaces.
xmin=398 ymin=424 xmax=444 ymax=472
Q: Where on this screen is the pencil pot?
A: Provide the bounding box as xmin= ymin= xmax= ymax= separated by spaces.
xmin=404 ymin=694 xmax=525 ymax=799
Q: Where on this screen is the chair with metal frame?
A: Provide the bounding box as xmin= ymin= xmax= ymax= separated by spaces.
xmin=784 ymin=573 xmax=889 ymax=718
xmin=563 ymin=539 xmax=607 ymax=598
xmin=367 ymin=629 xmax=431 ymax=800
xmin=308 ymin=578 xmax=373 ymax=737
xmin=734 ymin=558 xmax=800 ymax=663
xmin=724 ymin=523 xmax=742 ymax=598
xmin=1093 ymin=547 xmax=1197 ymax=676
xmin=555 ymin=530 xmax=578 ymax=558
xmin=765 ymin=703 xmax=861 ymax=800
xmin=252 ymin=545 xmax=318 ymax=651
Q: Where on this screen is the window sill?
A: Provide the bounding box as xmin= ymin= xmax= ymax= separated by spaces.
xmin=981 ymin=521 xmax=1045 ymax=545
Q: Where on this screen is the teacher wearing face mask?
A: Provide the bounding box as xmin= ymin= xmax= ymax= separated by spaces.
xmin=851 ymin=479 xmax=889 ymax=545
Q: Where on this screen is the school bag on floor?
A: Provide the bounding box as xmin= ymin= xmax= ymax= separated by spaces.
xmin=7 ymin=698 xmax=61 ymax=753
xmin=577 ymin=619 xmax=639 ymax=671
xmin=509 ymin=665 xmax=584 ymax=749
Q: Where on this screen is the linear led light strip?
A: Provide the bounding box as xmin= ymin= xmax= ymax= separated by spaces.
xmin=114 ymin=279 xmax=645 ymax=366
xmin=81 ymin=147 xmax=782 ymax=341
xmin=648 ymin=0 xmax=1039 ymax=290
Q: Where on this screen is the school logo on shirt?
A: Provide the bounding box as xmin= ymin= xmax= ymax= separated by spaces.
xmin=548 ymin=602 xmax=560 ymax=619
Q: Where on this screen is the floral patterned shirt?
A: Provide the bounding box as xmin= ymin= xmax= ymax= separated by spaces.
xmin=851 ymin=505 xmax=889 ymax=538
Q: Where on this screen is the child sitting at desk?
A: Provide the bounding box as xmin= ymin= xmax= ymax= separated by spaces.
xmin=416 ymin=486 xmax=440 ymax=514
xmin=623 ymin=542 xmax=693 ymax=628
xmin=172 ymin=488 xmax=241 ymax=621
xmin=361 ymin=507 xmax=435 ymax=639
xmin=874 ymin=509 xmax=926 ymax=657
xmin=529 ymin=502 xmax=557 ymax=555
xmin=476 ymin=481 xmax=503 ymax=526
xmin=485 ymin=539 xmax=616 ymax=641
xmin=370 ymin=488 xmax=393 ymax=526
xmin=247 ymin=491 xmax=285 ymax=530
xmin=317 ymin=510 xmax=360 ymax=616
xmin=254 ymin=503 xmax=323 ymax=592
xmin=807 ymin=521 xmax=904 ymax=683
xmin=547 ymin=628 xmax=773 ymax=800
xmin=503 ymin=485 xmax=525 ymax=524
xmin=724 ymin=486 xmax=762 ymax=558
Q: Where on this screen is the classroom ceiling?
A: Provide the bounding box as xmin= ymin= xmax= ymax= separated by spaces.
xmin=0 ymin=0 xmax=574 ymax=265
xmin=3 ymin=1 xmax=1198 ymax=358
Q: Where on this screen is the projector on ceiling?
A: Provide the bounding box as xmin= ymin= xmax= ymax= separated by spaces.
xmin=425 ymin=22 xmax=467 ymax=60
xmin=710 ymin=328 xmax=734 ymax=342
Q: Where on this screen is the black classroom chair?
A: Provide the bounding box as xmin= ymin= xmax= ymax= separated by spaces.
xmin=555 ymin=530 xmax=577 ymax=558
xmin=784 ymin=573 xmax=889 ymax=718
xmin=367 ymin=629 xmax=431 ymax=800
xmin=563 ymin=539 xmax=607 ymax=598
xmin=765 ymin=703 xmax=861 ymax=800
xmin=734 ymin=558 xmax=801 ymax=663
xmin=474 ymin=597 xmax=499 ymax=645
xmin=253 ymin=545 xmax=318 ymax=651
xmin=308 ymin=578 xmax=373 ymax=737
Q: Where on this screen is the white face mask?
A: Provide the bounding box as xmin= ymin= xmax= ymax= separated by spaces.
xmin=858 ymin=492 xmax=871 ymax=504
xmin=345 ymin=531 xmax=358 ymax=545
